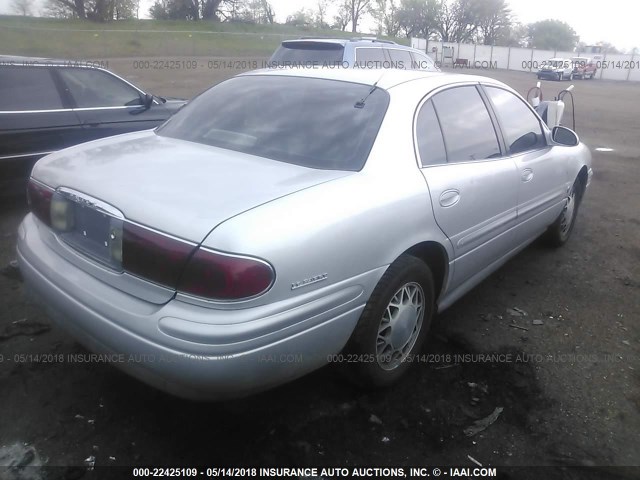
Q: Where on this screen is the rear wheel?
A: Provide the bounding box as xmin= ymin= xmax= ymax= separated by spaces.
xmin=342 ymin=255 xmax=435 ymax=387
xmin=544 ymin=177 xmax=584 ymax=247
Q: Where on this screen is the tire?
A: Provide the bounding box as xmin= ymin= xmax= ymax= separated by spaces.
xmin=543 ymin=177 xmax=585 ymax=247
xmin=342 ymin=255 xmax=435 ymax=388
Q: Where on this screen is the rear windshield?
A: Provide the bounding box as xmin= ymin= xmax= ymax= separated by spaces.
xmin=269 ymin=42 xmax=345 ymax=67
xmin=156 ymin=75 xmax=389 ymax=171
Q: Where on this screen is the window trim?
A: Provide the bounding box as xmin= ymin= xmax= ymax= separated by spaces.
xmin=54 ymin=66 xmax=146 ymax=109
xmin=0 ymin=65 xmax=151 ymax=113
xmin=413 ymin=82 xmax=505 ymax=169
xmin=415 ymin=99 xmax=447 ymax=167
xmin=479 ymin=84 xmax=549 ymax=157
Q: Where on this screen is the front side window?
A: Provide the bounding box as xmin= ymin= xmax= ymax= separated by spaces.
xmin=411 ymin=52 xmax=437 ymax=71
xmin=431 ymin=86 xmax=501 ymax=162
xmin=0 ymin=67 xmax=63 ymax=111
xmin=57 ymin=68 xmax=142 ymax=108
xmin=387 ymin=49 xmax=412 ymax=69
xmin=484 ymin=86 xmax=546 ymax=154
xmin=157 ymin=76 xmax=389 ymax=171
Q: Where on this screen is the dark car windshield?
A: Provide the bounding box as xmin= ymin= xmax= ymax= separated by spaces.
xmin=156 ymin=75 xmax=389 ymax=171
xmin=269 ymin=42 xmax=345 ymax=67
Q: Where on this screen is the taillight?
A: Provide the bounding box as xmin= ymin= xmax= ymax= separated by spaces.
xmin=122 ymin=222 xmax=195 ymax=288
xmin=50 ymin=193 xmax=75 ymax=232
xmin=178 ymin=248 xmax=274 ymax=301
xmin=27 ymin=178 xmax=53 ymax=226
xmin=25 ymin=179 xmax=274 ymax=301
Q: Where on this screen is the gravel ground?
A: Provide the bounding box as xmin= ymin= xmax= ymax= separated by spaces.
xmin=0 ymin=61 xmax=638 ymax=478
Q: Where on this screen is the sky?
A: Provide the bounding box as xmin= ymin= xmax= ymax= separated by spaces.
xmin=1 ymin=0 xmax=638 ymax=52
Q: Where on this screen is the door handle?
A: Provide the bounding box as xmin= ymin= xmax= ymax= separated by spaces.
xmin=521 ymin=168 xmax=534 ymax=182
xmin=439 ymin=189 xmax=460 ymax=207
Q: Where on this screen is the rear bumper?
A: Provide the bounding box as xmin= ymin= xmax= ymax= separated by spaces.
xmin=17 ymin=213 xmax=377 ymax=400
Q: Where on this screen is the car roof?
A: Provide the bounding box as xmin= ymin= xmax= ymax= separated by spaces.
xmin=0 ymin=55 xmax=102 ymax=68
xmin=242 ymin=67 xmax=505 ymax=91
xmin=282 ymin=37 xmax=415 ymax=50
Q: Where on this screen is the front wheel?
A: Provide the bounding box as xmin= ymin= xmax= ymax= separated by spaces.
xmin=342 ymin=255 xmax=435 ymax=387
xmin=543 ymin=177 xmax=584 ymax=247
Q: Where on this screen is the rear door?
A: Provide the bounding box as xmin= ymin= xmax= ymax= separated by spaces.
xmin=0 ymin=65 xmax=83 ymax=194
xmin=54 ymin=67 xmax=169 ymax=141
xmin=482 ymin=85 xmax=566 ymax=243
xmin=354 ymin=47 xmax=389 ymax=68
xmin=416 ymin=85 xmax=520 ymax=290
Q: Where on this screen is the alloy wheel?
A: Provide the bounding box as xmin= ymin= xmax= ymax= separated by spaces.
xmin=376 ymin=282 xmax=425 ymax=370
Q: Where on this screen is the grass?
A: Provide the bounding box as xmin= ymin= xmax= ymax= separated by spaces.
xmin=0 ymin=16 xmax=408 ymax=59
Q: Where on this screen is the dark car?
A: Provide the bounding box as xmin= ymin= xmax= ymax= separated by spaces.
xmin=0 ymin=56 xmax=186 ymax=196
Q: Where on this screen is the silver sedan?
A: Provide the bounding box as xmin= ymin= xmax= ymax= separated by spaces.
xmin=17 ymin=68 xmax=593 ymax=399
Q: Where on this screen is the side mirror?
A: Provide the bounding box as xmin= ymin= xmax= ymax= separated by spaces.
xmin=552 ymin=126 xmax=579 ymax=146
xmin=143 ymin=93 xmax=154 ymax=109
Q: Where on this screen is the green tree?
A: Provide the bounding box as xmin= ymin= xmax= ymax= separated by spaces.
xmin=436 ymin=0 xmax=481 ymax=43
xmin=11 ymin=0 xmax=34 ymax=15
xmin=494 ymin=21 xmax=527 ymax=47
xmin=46 ymin=0 xmax=137 ymax=20
xmin=397 ymin=0 xmax=441 ymax=39
xmin=474 ymin=0 xmax=510 ymax=45
xmin=345 ymin=0 xmax=372 ymax=33
xmin=314 ymin=0 xmax=330 ymax=28
xmin=332 ymin=0 xmax=351 ymax=31
xmin=372 ymin=0 xmax=401 ymax=37
xmin=148 ymin=0 xmax=229 ymax=20
xmin=285 ymin=8 xmax=313 ymax=26
xmin=527 ymin=19 xmax=578 ymax=51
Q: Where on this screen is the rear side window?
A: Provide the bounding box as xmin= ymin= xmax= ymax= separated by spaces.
xmin=0 ymin=67 xmax=63 ymax=111
xmin=431 ymin=86 xmax=501 ymax=162
xmin=57 ymin=68 xmax=142 ymax=108
xmin=355 ymin=47 xmax=387 ymax=67
xmin=415 ymin=100 xmax=447 ymax=166
xmin=484 ymin=86 xmax=545 ymax=154
xmin=387 ymin=49 xmax=412 ymax=69
xmin=269 ymin=42 xmax=344 ymax=67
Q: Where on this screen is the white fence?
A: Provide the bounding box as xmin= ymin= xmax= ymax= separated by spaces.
xmin=411 ymin=38 xmax=640 ymax=82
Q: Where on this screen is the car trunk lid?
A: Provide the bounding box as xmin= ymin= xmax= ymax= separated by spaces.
xmin=32 ymin=130 xmax=352 ymax=243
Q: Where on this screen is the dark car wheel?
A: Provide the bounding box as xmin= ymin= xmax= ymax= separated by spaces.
xmin=544 ymin=177 xmax=584 ymax=247
xmin=342 ymin=254 xmax=435 ymax=387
